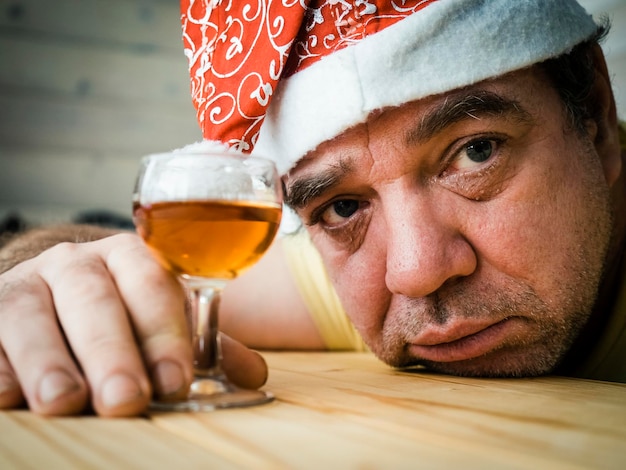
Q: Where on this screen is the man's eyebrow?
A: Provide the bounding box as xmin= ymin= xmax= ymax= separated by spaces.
xmin=406 ymin=90 xmax=534 ymax=144
xmin=284 ymin=159 xmax=353 ymax=210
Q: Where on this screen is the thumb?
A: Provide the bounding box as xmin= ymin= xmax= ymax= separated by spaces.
xmin=219 ymin=334 xmax=269 ymax=389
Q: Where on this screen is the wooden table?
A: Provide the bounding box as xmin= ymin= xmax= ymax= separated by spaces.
xmin=1 ymin=352 xmax=625 ymax=469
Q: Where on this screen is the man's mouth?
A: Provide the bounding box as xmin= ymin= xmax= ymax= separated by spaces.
xmin=407 ymin=317 xmax=521 ymax=363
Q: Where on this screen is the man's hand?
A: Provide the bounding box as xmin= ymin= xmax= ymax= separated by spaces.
xmin=0 ymin=232 xmax=268 ymax=417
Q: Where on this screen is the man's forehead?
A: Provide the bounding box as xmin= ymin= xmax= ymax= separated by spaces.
xmin=285 ymin=89 xmax=443 ymax=179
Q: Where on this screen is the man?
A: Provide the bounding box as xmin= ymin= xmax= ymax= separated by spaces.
xmin=0 ymin=0 xmax=623 ymax=417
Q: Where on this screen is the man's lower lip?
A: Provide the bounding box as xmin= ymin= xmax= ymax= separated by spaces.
xmin=408 ymin=318 xmax=515 ymax=363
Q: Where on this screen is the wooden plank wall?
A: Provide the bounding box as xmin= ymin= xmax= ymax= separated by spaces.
xmin=0 ymin=0 xmax=201 ymax=225
xmin=0 ymin=0 xmax=624 ymax=227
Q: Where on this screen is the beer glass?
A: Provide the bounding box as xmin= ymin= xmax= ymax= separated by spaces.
xmin=132 ymin=148 xmax=282 ymax=411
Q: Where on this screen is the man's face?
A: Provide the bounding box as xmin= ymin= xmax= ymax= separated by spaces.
xmin=284 ymin=68 xmax=616 ymax=377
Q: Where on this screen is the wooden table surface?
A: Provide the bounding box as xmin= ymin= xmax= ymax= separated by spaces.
xmin=1 ymin=352 xmax=625 ymax=469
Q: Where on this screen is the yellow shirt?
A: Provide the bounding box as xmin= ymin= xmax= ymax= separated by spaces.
xmin=282 ymin=230 xmax=368 ymax=351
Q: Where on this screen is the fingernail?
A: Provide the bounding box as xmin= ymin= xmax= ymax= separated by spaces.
xmin=152 ymin=360 xmax=186 ymax=397
xmin=38 ymin=370 xmax=80 ymax=404
xmin=101 ymin=373 xmax=143 ymax=409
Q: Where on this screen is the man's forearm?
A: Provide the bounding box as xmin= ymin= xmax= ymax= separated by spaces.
xmin=0 ymin=224 xmax=125 ymax=274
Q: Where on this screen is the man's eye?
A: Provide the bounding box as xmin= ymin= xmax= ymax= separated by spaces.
xmin=333 ymin=200 xmax=359 ymax=218
xmin=315 ymin=199 xmax=360 ymax=226
xmin=466 ymin=140 xmax=493 ymax=162
xmin=451 ymin=139 xmax=498 ymax=171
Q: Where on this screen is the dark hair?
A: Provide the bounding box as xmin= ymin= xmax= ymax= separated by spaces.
xmin=538 ymin=18 xmax=611 ymax=133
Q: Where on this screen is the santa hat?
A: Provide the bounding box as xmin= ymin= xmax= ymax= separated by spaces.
xmin=180 ymin=0 xmax=597 ymax=175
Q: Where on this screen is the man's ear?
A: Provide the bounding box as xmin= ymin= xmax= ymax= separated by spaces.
xmin=587 ymin=44 xmax=622 ymax=186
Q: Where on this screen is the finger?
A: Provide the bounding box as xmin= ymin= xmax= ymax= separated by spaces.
xmin=0 ymin=269 xmax=88 ymax=415
xmin=0 ymin=345 xmax=24 ymax=409
xmin=220 ymin=334 xmax=269 ymax=389
xmin=105 ymin=235 xmax=267 ymax=392
xmin=105 ymin=234 xmax=194 ymax=400
xmin=40 ymin=241 xmax=151 ymax=417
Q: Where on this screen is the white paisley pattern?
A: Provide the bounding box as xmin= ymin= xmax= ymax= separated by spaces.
xmin=180 ymin=0 xmax=436 ymax=152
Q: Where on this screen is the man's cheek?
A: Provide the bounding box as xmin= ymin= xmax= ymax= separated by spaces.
xmin=334 ymin=268 xmax=389 ymax=337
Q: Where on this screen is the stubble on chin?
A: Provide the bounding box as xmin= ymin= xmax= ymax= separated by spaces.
xmin=372 ymin=276 xmax=596 ymax=378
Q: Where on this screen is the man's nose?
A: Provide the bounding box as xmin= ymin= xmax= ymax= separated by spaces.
xmin=383 ymin=195 xmax=477 ymax=298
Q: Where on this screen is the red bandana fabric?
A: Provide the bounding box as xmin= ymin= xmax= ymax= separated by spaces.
xmin=180 ymin=0 xmax=438 ymax=153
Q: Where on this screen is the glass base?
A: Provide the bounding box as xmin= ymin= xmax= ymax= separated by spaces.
xmin=149 ymin=377 xmax=274 ymax=412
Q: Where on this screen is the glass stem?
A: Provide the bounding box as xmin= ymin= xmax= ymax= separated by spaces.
xmin=188 ymin=282 xmax=227 ymax=379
